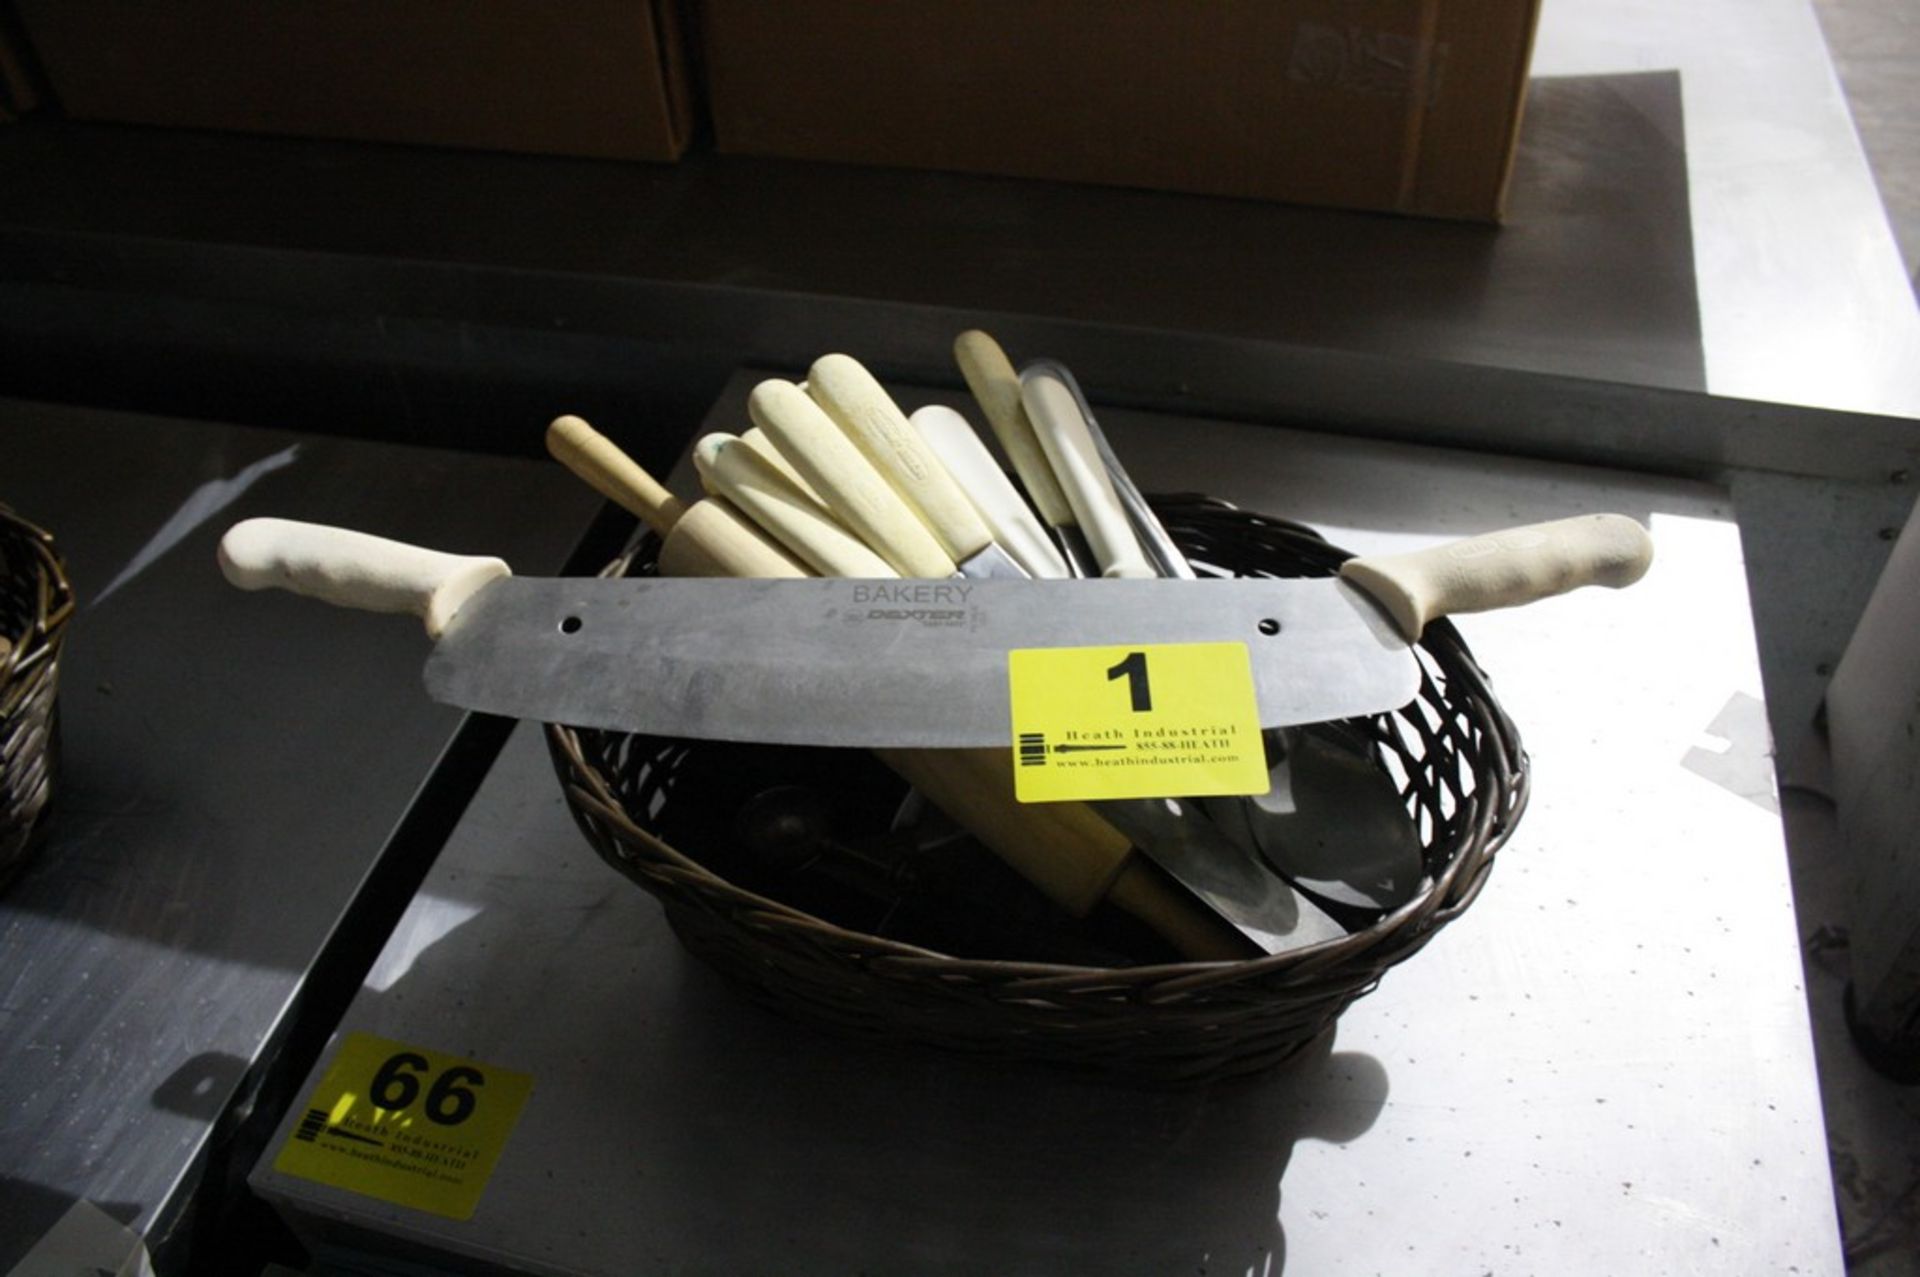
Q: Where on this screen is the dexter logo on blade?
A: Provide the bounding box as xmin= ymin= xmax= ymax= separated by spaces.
xmin=845 ymin=581 xmax=975 ymax=629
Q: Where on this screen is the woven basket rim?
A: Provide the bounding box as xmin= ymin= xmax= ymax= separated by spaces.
xmin=550 ymin=722 xmax=1473 ymax=984
xmin=1 ymin=504 xmax=77 ymax=670
xmin=548 ymin=497 xmax=1528 ymax=985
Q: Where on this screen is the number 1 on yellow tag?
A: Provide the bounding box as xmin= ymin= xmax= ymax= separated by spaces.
xmin=1008 ymin=642 xmax=1270 ymax=803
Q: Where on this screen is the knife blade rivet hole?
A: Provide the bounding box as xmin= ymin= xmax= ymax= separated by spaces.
xmin=1258 ymin=618 xmax=1282 ymax=636
xmin=559 ymin=616 xmax=584 ymax=635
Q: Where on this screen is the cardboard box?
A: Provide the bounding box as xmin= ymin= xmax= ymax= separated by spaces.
xmin=700 ymin=0 xmax=1540 ymax=220
xmin=13 ymin=0 xmax=693 ymax=161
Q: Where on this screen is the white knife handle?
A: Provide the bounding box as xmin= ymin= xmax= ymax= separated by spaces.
xmin=545 ymin=415 xmax=686 ymax=535
xmin=909 ymin=405 xmax=1070 ymax=580
xmin=1019 ymin=363 xmax=1156 ymax=579
xmin=952 ymin=330 xmax=1079 ymax=531
xmin=1340 ymin=514 xmax=1655 ymax=640
xmin=694 ymin=433 xmax=896 ymax=579
xmin=746 ymin=378 xmax=957 ymax=579
xmin=740 ymin=426 xmax=823 ymax=503
xmin=806 ymin=353 xmax=998 ymax=565
xmin=218 ymin=517 xmax=509 ymax=639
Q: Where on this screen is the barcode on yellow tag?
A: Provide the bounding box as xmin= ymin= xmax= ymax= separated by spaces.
xmin=1009 ymin=642 xmax=1270 ymax=802
xmin=272 ymin=1032 xmax=532 ymax=1221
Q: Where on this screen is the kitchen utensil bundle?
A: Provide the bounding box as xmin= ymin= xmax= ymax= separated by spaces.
xmin=1 ymin=505 xmax=74 ymax=888
xmin=218 ymin=336 xmax=1651 ymax=1080
xmin=545 ymin=494 xmax=1530 ymax=1081
xmin=535 ymin=411 xmax=1257 ymax=963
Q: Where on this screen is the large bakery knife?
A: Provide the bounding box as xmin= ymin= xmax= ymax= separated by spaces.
xmin=217 ymin=513 xmax=1652 ymax=749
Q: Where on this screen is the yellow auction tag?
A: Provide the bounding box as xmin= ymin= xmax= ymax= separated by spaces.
xmin=272 ymin=1032 xmax=532 ymax=1221
xmin=1009 ymin=642 xmax=1269 ymax=803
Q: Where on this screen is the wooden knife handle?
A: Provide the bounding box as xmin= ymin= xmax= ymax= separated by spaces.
xmin=218 ymin=517 xmax=508 ymax=639
xmin=1340 ymin=513 xmax=1655 ymax=639
xmin=545 ymin=414 xmax=803 ymax=579
xmin=1019 ymin=362 xmax=1156 ymax=579
xmin=875 ymin=746 xmax=1128 ymax=913
xmin=546 ymin=414 xmax=686 ymax=535
xmin=807 ymin=353 xmax=997 ymax=565
xmin=953 ymin=330 xmax=1080 ymax=533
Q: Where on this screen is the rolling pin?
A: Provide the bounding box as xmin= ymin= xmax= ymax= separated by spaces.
xmin=547 ymin=415 xmax=804 ymax=580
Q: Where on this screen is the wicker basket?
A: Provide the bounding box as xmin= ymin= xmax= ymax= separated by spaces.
xmin=1 ymin=506 xmax=75 ymax=888
xmin=546 ymin=498 xmax=1528 ymax=1084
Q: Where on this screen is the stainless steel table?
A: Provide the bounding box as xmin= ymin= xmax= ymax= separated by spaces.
xmin=0 ymin=399 xmax=601 ymax=1273
xmin=1533 ymin=0 xmax=1920 ymax=421
xmin=253 ymin=379 xmax=1842 ymax=1274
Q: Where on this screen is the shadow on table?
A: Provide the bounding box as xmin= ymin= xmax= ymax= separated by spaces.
xmin=281 ymin=723 xmax=1395 ymax=1274
xmin=0 ymin=1178 xmax=142 ymax=1273
xmin=621 ymin=955 xmax=1391 ymax=1275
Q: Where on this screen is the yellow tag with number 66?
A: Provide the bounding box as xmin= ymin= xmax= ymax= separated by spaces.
xmin=273 ymin=1032 xmax=532 ymax=1220
xmin=1008 ymin=642 xmax=1270 ymax=803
